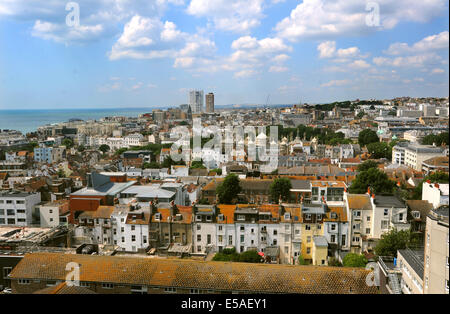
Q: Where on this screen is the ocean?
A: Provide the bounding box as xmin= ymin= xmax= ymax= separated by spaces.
xmin=0 ymin=108 xmax=160 ymax=134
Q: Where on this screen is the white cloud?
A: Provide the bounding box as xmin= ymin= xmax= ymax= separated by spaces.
xmin=321 ymin=79 xmax=350 ymax=87
xmin=109 ymin=15 xmax=215 ymax=63
xmin=317 ymin=41 xmax=336 ymax=58
xmin=373 ymin=53 xmax=443 ymax=68
xmin=31 ymin=20 xmax=104 ymax=44
xmin=186 ymin=0 xmax=265 ymax=33
xmin=234 ymin=69 xmax=259 ymax=78
xmin=384 ymin=31 xmax=449 ymax=55
xmin=349 ymin=59 xmax=370 ymax=69
xmin=269 ymin=66 xmax=289 ymax=72
xmin=275 ymin=0 xmax=447 ymax=42
xmin=1 ymin=0 xmax=185 ymax=44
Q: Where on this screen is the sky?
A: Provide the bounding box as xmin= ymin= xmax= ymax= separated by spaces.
xmin=0 ymin=0 xmax=448 ymax=109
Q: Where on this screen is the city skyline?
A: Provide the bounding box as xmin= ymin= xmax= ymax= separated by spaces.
xmin=0 ymin=0 xmax=449 ymax=110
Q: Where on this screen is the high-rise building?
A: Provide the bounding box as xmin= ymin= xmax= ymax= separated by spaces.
xmin=189 ymin=90 xmax=204 ymax=114
xmin=206 ymin=93 xmax=214 ymax=113
xmin=423 ymin=205 xmax=449 ymax=294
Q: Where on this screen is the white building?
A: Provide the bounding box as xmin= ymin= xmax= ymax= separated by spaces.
xmin=422 ymin=182 xmax=449 ymax=209
xmin=370 ymin=195 xmax=409 ymax=239
xmin=189 ymin=90 xmax=204 ymax=114
xmin=0 ymin=191 xmax=41 ymax=226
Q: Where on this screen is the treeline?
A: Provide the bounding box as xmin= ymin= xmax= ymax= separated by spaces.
xmin=275 ymin=125 xmax=352 ymax=145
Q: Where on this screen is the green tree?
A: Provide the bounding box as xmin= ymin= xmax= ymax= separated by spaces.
xmin=77 ymin=145 xmax=86 ymax=152
xmin=99 ymin=144 xmax=110 ymax=154
xmin=238 ymin=250 xmax=264 ymax=263
xmin=216 ymin=174 xmax=242 ymax=204
xmin=358 ymin=129 xmax=379 ymax=147
xmin=342 ymin=253 xmax=368 ymax=267
xmin=298 ymin=255 xmax=309 ymax=265
xmin=356 ymin=111 xmax=365 ymax=119
xmin=143 ymin=162 xmax=161 ymax=169
xmin=269 ymin=178 xmax=292 ymax=203
xmin=190 ymin=160 xmax=206 ymax=169
xmin=349 ymin=167 xmax=395 ymax=195
xmin=211 ymin=168 xmax=222 ymax=175
xmin=374 ymin=229 xmax=411 ymax=257
xmin=357 ymin=160 xmax=379 ymax=172
xmin=422 ymin=132 xmax=449 ymax=146
xmin=366 ymin=142 xmax=391 ymax=159
xmin=212 ymin=247 xmax=239 ymax=262
xmin=328 ymin=257 xmax=343 ymax=267
xmin=62 ymin=138 xmax=74 ymax=148
xmin=162 ymin=156 xmax=185 ymax=168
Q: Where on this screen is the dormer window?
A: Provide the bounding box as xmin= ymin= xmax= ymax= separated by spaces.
xmin=206 ymin=215 xmax=212 ymax=222
xmin=154 ymin=213 xmax=161 ymax=220
xmin=284 ymin=213 xmax=291 ymax=220
xmin=196 ymin=215 xmax=202 ymax=221
xmin=412 ymin=211 xmax=420 ymax=219
xmin=218 ymin=214 xmax=224 ymax=221
xmin=305 ymin=214 xmax=311 ymax=220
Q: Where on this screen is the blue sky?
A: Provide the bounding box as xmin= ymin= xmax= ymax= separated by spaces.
xmin=0 ymin=0 xmax=448 ymax=109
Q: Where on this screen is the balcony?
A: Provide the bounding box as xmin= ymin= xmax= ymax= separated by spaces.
xmin=390 ymin=221 xmax=410 ymax=232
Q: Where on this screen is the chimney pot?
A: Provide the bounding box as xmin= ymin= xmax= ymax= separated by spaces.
xmin=371 ymin=194 xmax=375 ymax=199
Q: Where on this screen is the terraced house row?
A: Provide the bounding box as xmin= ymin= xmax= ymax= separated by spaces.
xmin=71 ymin=188 xmax=410 ymax=266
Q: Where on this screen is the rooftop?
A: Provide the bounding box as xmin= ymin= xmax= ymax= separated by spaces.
xmin=398 ymin=248 xmax=424 ymax=279
xmin=9 ymin=252 xmax=378 ymax=294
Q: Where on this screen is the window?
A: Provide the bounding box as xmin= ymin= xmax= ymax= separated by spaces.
xmin=7 ymin=218 xmax=15 ymax=225
xmin=354 ymin=211 xmax=361 ymax=217
xmin=143 ymin=236 xmax=147 ymax=244
xmin=207 ymin=234 xmax=211 ymax=244
xmin=366 ymin=228 xmax=371 ymax=234
xmin=331 ymin=224 xmax=336 ymax=231
xmin=399 ymin=213 xmax=404 ymax=222
xmin=3 ymin=267 xmax=12 ymax=279
xmin=197 ymin=224 xmax=201 ymax=230
xmin=218 ymin=235 xmax=223 ymax=243
xmin=218 ymin=225 xmax=222 ymax=231
xmin=330 ymin=235 xmax=336 ymax=243
xmin=384 ymin=209 xmax=389 ymax=216
xmin=0 ymin=218 xmax=4 ymax=224
xmin=240 ymin=235 xmax=244 ymax=242
xmin=121 ymin=227 xmax=124 ymax=232
xmin=102 ymin=283 xmax=114 ymax=289
xmin=46 ymin=280 xmax=57 ymax=286
xmin=190 ymin=289 xmax=200 ymax=294
xmin=273 ymin=230 xmax=277 ymax=235
xmin=317 ymin=214 xmax=322 ymax=220
xmin=197 ymin=235 xmax=201 ymax=242
xmin=80 ymin=282 xmax=90 ymax=287
xmin=7 ymin=209 xmax=14 ymax=216
xmin=306 ymin=248 xmax=311 ymax=254
xmin=131 ymin=225 xmax=135 ymax=231
xmin=381 ymin=220 xmax=389 ymax=229
xmin=305 ymin=214 xmax=311 ymax=220
xmin=121 ymin=237 xmax=125 ymax=243
xmin=131 ymin=235 xmax=136 ymax=242
xmin=18 ymin=279 xmax=31 ymax=285
xmin=307 ymin=236 xmax=311 ymax=243
xmin=305 ymin=224 xmax=311 ymax=231
xmin=367 ymin=216 xmax=371 ymax=222
xmin=240 ymin=225 xmax=245 ymax=232
xmin=228 ymin=235 xmax=233 ymax=245
xmin=164 ymin=287 xmax=177 ymax=293
xmin=341 ymin=235 xmax=346 ymax=246
xmin=285 ymin=235 xmax=289 ymax=242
